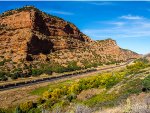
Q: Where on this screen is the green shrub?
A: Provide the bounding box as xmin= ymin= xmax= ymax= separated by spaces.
xmin=37 ymin=97 xmax=45 ymax=104
xmin=14 ymin=106 xmax=22 ymax=113
xmin=28 ymin=108 xmax=41 ymax=113
xmin=0 ymin=60 xmax=6 ymax=66
xmin=142 ymin=75 xmax=150 ymax=91
xmin=44 ymin=99 xmax=56 ymax=108
xmin=78 ymin=72 xmax=124 ymax=90
xmin=68 ymin=83 xmax=80 ymax=94
xmin=84 ymin=92 xmax=117 ymax=107
xmin=51 ymin=88 xmax=63 ymax=100
xmin=105 ymin=76 xmax=119 ymax=89
xmin=0 ymin=108 xmax=13 ymax=113
xmin=67 ymin=61 xmax=81 ymax=71
xmin=11 ymin=73 xmax=18 ymax=80
xmin=126 ymin=60 xmax=149 ymax=74
xmin=67 ymin=93 xmax=77 ymax=102
xmin=82 ymin=60 xmax=94 ymax=69
xmin=44 ymin=69 xmax=52 ymax=75
xmin=51 ymin=64 xmax=67 ymax=73
xmin=31 ymin=69 xmax=43 ymax=76
xmin=134 ymin=58 xmax=149 ymax=64
xmin=19 ymin=101 xmax=34 ymax=112
xmin=121 ymin=78 xmax=143 ymax=95
xmin=43 ymin=91 xmax=51 ymax=99
xmin=0 ymin=72 xmax=7 ymax=81
xmin=13 ymin=71 xmax=23 ymax=78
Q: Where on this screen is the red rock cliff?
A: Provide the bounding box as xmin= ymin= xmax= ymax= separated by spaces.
xmin=0 ymin=6 xmax=140 ymax=65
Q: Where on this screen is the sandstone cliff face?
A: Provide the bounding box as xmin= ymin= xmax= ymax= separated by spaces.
xmin=0 ymin=6 xmax=140 ymax=70
xmin=0 ymin=7 xmax=92 ymax=62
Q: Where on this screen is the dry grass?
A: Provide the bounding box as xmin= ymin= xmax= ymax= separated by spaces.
xmin=0 ymin=85 xmax=40 ymax=108
xmin=95 ymin=92 xmax=150 ymax=113
xmin=77 ymin=88 xmax=105 ymax=101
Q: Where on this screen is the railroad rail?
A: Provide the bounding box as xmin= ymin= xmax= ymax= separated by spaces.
xmin=0 ymin=60 xmax=133 ymax=91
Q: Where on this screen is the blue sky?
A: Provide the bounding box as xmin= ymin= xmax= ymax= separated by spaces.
xmin=0 ymin=1 xmax=150 ymax=54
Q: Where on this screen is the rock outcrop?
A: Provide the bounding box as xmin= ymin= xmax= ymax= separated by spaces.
xmin=144 ymin=53 xmax=150 ymax=61
xmin=0 ymin=6 xmax=140 ymax=71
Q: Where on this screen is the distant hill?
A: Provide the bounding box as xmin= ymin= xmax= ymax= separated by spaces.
xmin=144 ymin=53 xmax=150 ymax=61
xmin=145 ymin=53 xmax=150 ymax=57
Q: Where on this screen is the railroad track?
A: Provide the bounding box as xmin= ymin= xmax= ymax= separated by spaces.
xmin=0 ymin=60 xmax=133 ymax=91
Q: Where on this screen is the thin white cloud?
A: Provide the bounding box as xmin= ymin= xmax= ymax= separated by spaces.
xmin=44 ymin=10 xmax=74 ymax=15
xmin=83 ymin=29 xmax=150 ymax=39
xmin=50 ymin=10 xmax=74 ymax=15
xmin=110 ymin=22 xmax=125 ymax=26
xmin=90 ymin=2 xmax=115 ymax=6
xmin=96 ymin=21 xmax=126 ymax=28
xmin=120 ymin=14 xmax=144 ymax=20
xmin=82 ymin=16 xmax=150 ymax=39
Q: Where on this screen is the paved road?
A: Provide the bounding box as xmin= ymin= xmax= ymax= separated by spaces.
xmin=0 ymin=60 xmax=133 ymax=91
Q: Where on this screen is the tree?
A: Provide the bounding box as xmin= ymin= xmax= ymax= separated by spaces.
xmin=11 ymin=73 xmax=18 ymax=80
xmin=0 ymin=72 xmax=7 ymax=81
